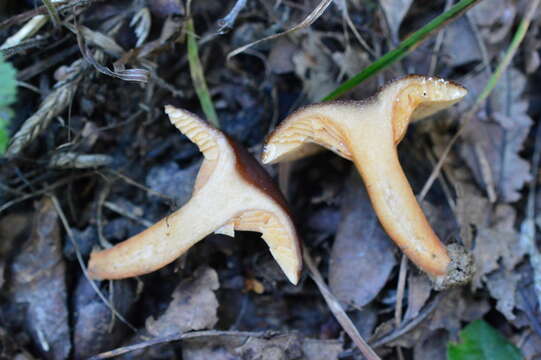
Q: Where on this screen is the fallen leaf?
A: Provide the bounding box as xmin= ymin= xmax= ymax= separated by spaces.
xmin=329 ymin=170 xmax=397 ymax=308
xmin=182 ymin=333 xmax=343 ymax=360
xmin=293 ymin=32 xmax=339 ymax=102
xmin=518 ymin=329 xmax=541 ymax=360
xmin=486 ymin=269 xmax=520 ymax=320
xmin=459 ymin=68 xmax=532 ymax=203
xmin=388 ymin=289 xmax=490 ymax=349
xmin=404 ymin=273 xmax=432 ymax=321
xmin=469 ymin=0 xmax=516 ymax=44
xmin=441 ymin=17 xmax=483 ymax=67
xmin=413 ymin=329 xmax=449 ymax=360
xmin=72 ymin=276 xmax=136 ymax=359
xmin=8 ymin=198 xmax=71 ymax=360
xmin=145 ymin=266 xmax=220 ymax=336
xmin=379 ymin=0 xmax=413 ymax=43
xmin=268 ymin=38 xmax=297 ymax=74
xmin=146 ymin=160 xmax=200 ymax=207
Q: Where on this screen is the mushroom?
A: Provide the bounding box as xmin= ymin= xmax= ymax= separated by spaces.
xmin=262 ymin=75 xmax=471 ymax=286
xmin=88 ymin=106 xmax=302 ymax=284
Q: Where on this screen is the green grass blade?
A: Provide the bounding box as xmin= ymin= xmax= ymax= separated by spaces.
xmin=186 ymin=18 xmax=220 ymax=128
xmin=0 ymin=55 xmax=17 ymax=154
xmin=321 ymin=0 xmax=481 ymax=101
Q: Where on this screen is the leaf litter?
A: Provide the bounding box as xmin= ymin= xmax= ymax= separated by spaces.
xmin=0 ymin=0 xmax=540 ymax=359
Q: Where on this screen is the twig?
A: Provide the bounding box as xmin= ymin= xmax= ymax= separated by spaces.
xmin=370 ymin=293 xmax=443 ymax=348
xmin=0 ymin=173 xmax=92 ymax=214
xmin=89 ymin=330 xmax=284 ymax=359
xmin=394 ymin=254 xmax=408 ymax=327
xmin=49 ymin=195 xmax=137 ymax=332
xmin=104 ymin=201 xmax=154 ymax=227
xmin=428 ymin=0 xmax=453 ymax=75
xmin=227 ymin=0 xmax=334 ymax=59
xmin=303 ymin=247 xmax=381 ymax=360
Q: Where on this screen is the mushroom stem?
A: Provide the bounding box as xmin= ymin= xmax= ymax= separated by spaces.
xmin=350 ymin=127 xmax=450 ymax=276
xmin=88 ymin=193 xmax=233 ymax=280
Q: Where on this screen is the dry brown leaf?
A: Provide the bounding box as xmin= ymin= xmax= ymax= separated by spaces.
xmin=379 ymin=0 xmax=413 ymax=43
xmin=145 ymin=266 xmax=220 ymax=336
xmin=268 ymin=38 xmax=297 ymax=74
xmin=469 ymin=0 xmax=516 ymax=44
xmin=455 ymin=182 xmax=526 ymax=320
xmin=459 ymin=68 xmax=532 ymax=203
xmin=73 ymin=277 xmax=136 ymax=359
xmin=293 ymin=32 xmax=339 ymax=102
xmin=388 ymin=289 xmax=490 ymax=348
xmin=403 ymin=273 xmax=432 ymax=321
xmin=413 ymin=329 xmax=449 ymax=360
xmin=441 ymin=16 xmax=483 ymax=67
xmin=182 ymin=333 xmax=343 ymax=360
xmin=329 ymin=171 xmax=396 ymax=308
xmin=486 ymin=269 xmax=521 ymax=320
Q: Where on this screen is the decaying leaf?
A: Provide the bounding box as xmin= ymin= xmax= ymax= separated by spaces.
xmin=73 ymin=277 xmax=136 ymax=359
xmin=455 ymin=183 xmax=526 ymax=320
xmin=293 ymin=32 xmax=339 ymax=102
xmin=8 ymin=198 xmax=71 ymax=360
xmin=404 ymin=273 xmax=432 ymax=321
xmin=459 ymin=68 xmax=532 ymax=203
xmin=388 ymin=289 xmax=490 ymax=349
xmin=441 ymin=16 xmax=483 ymax=67
xmin=379 ymin=0 xmax=413 ymax=43
xmin=182 ymin=333 xmax=343 ymax=360
xmin=145 ymin=266 xmax=220 ymax=336
xmin=329 ymin=171 xmax=396 ymax=308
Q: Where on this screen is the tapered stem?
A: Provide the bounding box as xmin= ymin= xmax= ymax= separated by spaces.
xmin=88 ymin=193 xmax=232 ymax=279
xmin=349 ymin=127 xmax=450 ymax=277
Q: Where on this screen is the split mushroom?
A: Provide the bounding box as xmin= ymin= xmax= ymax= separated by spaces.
xmin=88 ymin=106 xmax=302 ymax=284
xmin=262 ymin=75 xmax=471 ymax=286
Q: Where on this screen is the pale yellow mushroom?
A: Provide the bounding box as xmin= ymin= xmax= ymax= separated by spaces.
xmin=88 ymin=106 xmax=302 ymax=284
xmin=262 ymin=75 xmax=470 ymax=285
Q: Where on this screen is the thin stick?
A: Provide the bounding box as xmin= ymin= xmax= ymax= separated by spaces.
xmin=304 ymin=247 xmax=381 ymax=360
xmin=89 ymin=330 xmax=285 ymax=359
xmin=49 ymin=195 xmax=137 ymax=332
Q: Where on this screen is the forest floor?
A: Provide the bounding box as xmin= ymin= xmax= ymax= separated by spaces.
xmin=0 ymin=0 xmax=540 ymax=359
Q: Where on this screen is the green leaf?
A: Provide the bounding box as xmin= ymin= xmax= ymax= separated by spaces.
xmin=0 ymin=55 xmax=17 ymax=154
xmin=448 ymin=320 xmax=523 ymax=360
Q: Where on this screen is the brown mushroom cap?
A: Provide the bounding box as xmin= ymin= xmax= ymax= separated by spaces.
xmin=262 ymin=75 xmax=468 ymax=284
xmin=88 ymin=106 xmax=302 ymax=284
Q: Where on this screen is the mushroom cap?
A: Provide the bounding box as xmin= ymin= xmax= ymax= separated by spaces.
xmin=262 ymin=75 xmax=467 ymax=164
